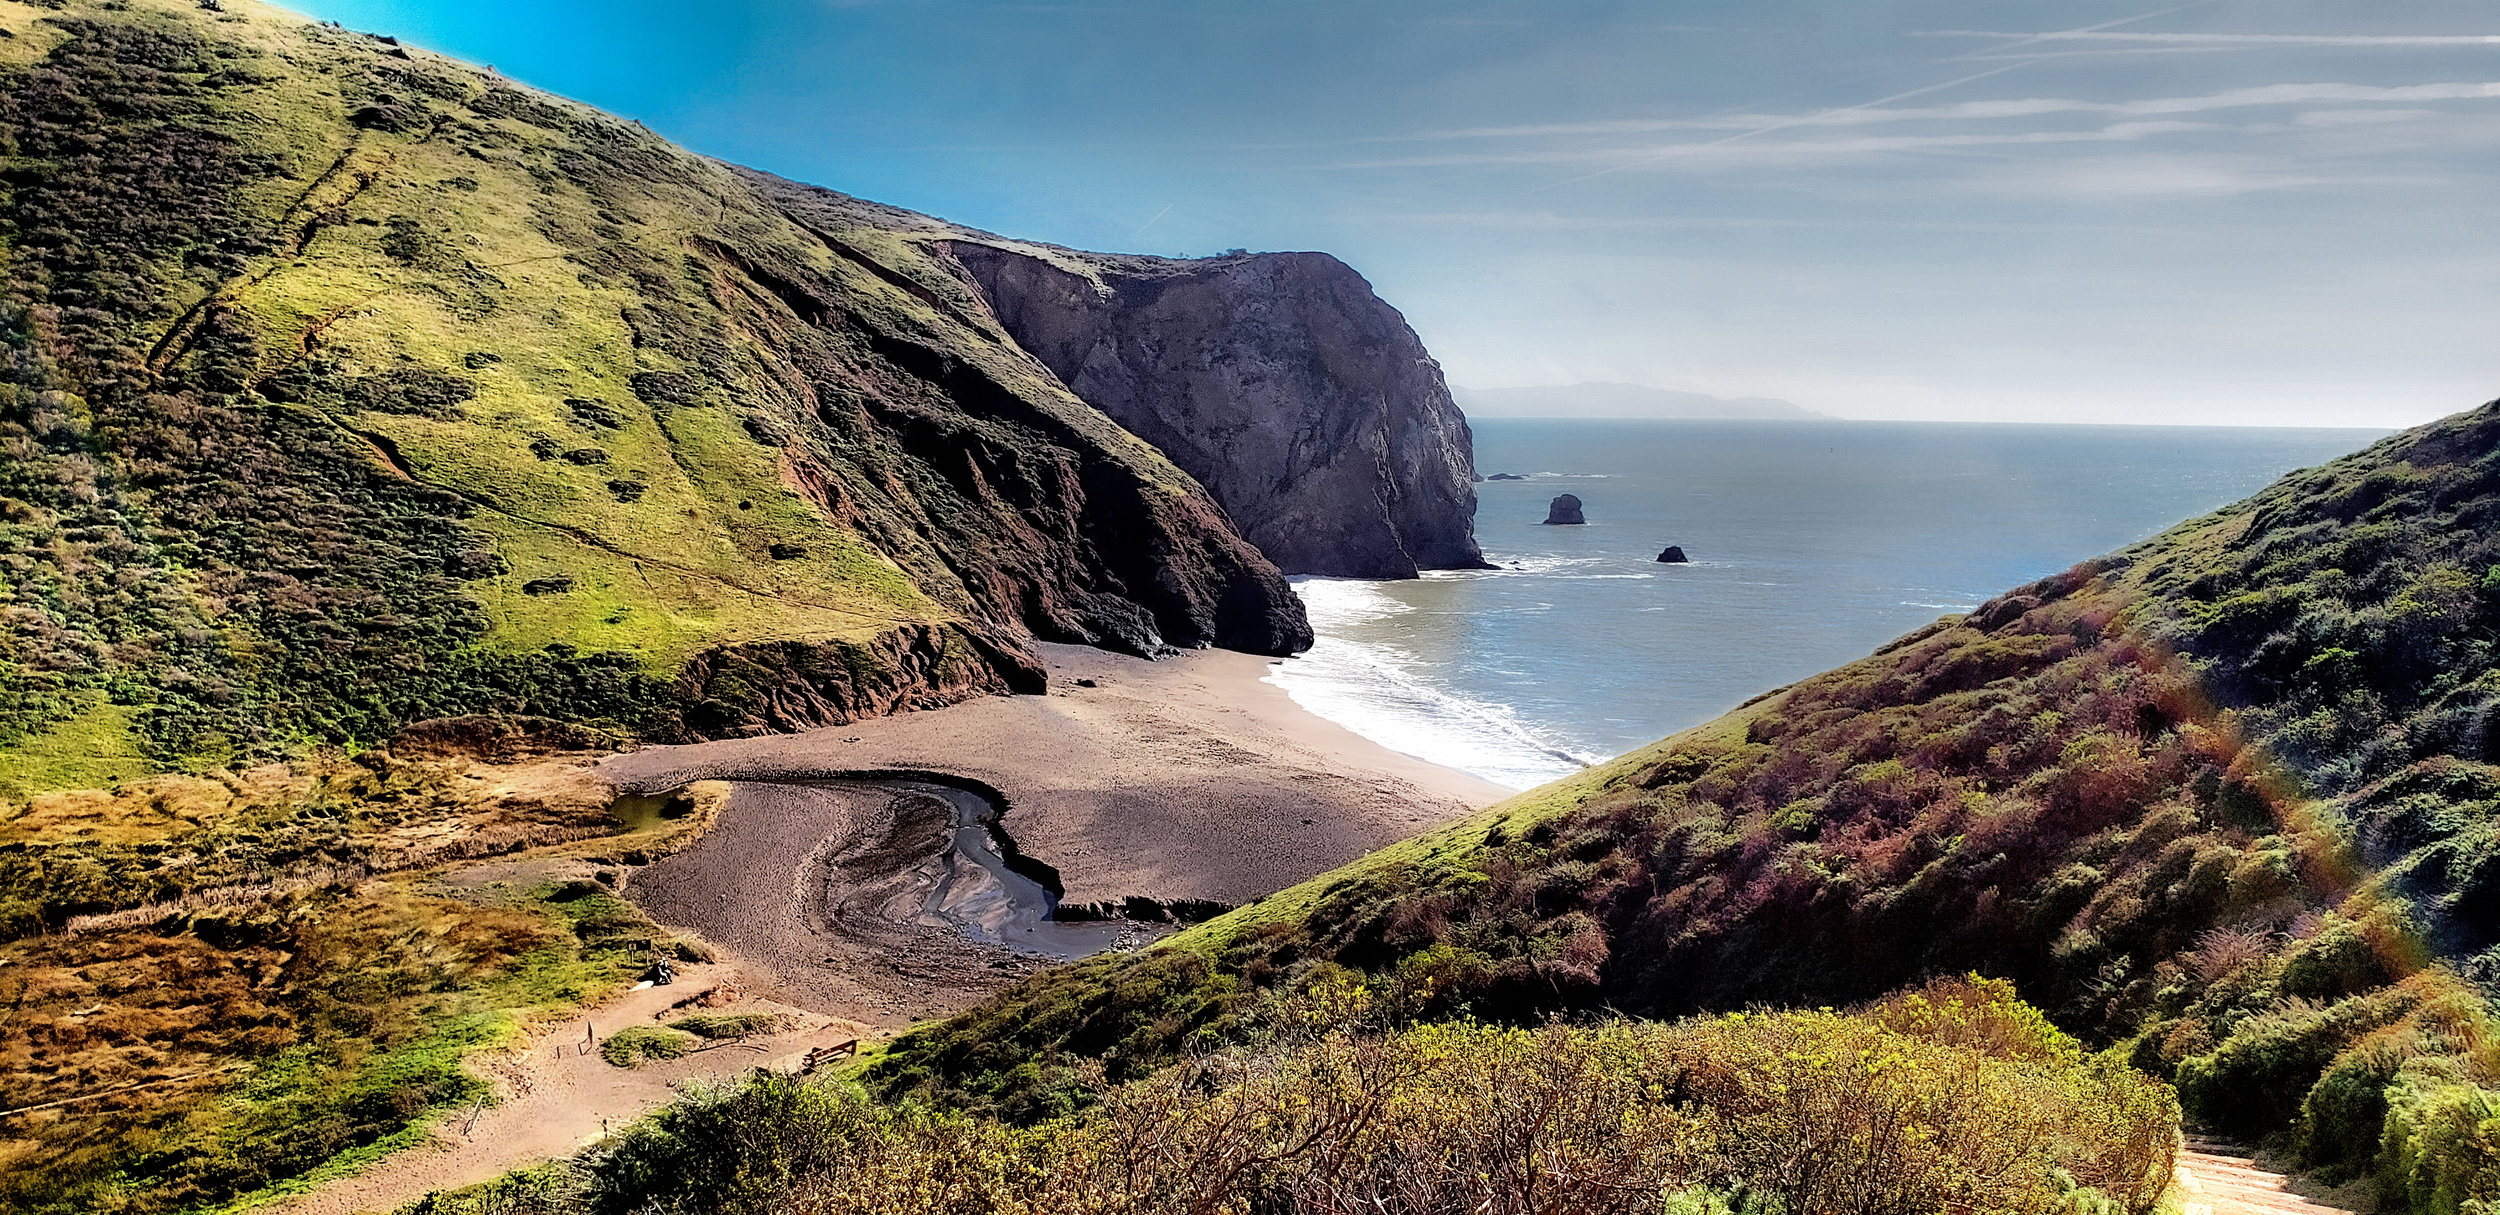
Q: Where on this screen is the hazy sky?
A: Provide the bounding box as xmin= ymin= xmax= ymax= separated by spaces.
xmin=290 ymin=0 xmax=2500 ymax=427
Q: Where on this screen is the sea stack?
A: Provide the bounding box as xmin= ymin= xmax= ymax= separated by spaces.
xmin=1543 ymin=494 xmax=1586 ymax=525
xmin=1656 ymin=545 xmax=1688 ymax=563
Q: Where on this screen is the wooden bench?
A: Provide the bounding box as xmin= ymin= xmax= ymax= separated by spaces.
xmin=800 ymin=1039 xmax=860 ymax=1074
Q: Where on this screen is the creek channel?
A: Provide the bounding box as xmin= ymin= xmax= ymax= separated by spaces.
xmin=873 ymin=778 xmax=1138 ymax=960
xmin=617 ymin=770 xmax=1156 ymax=990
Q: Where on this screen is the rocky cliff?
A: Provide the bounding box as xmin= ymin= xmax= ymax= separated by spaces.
xmin=937 ymin=241 xmax=1488 ymax=579
xmin=0 ymin=0 xmax=1316 ymax=785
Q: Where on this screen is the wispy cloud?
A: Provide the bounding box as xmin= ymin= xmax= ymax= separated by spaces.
xmin=1922 ymin=30 xmax=2500 ymax=48
xmin=1345 ymin=210 xmax=2169 ymax=233
xmin=1329 ymin=120 xmax=2218 ymax=170
xmin=2294 ymin=107 xmax=2444 ymax=126
xmin=1500 ymin=6 xmax=2210 ymax=191
xmin=1423 ymin=82 xmax=2500 ymax=140
xmin=1965 ymin=153 xmax=2427 ymax=197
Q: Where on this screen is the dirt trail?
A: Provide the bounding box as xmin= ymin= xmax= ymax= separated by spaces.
xmin=264 ymin=962 xmax=872 ymax=1215
xmin=2177 ymin=1141 xmax=2364 ymax=1215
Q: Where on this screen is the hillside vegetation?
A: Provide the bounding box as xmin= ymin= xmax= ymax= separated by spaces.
xmin=0 ymin=0 xmax=1308 ymax=795
xmin=401 ymin=977 xmax=2176 ymax=1215
xmin=869 ymin=402 xmax=2500 ymax=1209
xmin=0 ymin=738 xmax=719 ymax=1215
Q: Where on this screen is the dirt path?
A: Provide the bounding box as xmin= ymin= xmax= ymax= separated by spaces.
xmin=264 ymin=962 xmax=873 ymax=1215
xmin=2177 ymin=1140 xmax=2364 ymax=1215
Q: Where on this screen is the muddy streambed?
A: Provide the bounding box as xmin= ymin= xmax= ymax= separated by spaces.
xmin=619 ymin=774 xmax=1159 ymax=1020
xmin=877 ymin=779 xmax=1136 ymax=960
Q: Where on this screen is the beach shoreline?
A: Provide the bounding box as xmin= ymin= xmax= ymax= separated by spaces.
xmin=604 ymin=641 xmax=1508 ymax=912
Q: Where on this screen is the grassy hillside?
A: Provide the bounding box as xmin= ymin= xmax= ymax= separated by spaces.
xmin=870 ymin=402 xmax=2500 ymax=1207
xmin=0 ymin=0 xmax=1306 ymax=795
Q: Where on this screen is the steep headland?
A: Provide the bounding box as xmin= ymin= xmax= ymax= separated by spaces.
xmin=939 ymin=239 xmax=1488 ymax=578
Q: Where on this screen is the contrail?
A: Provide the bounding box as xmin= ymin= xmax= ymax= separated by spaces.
xmin=1131 ymin=202 xmax=1175 ymax=240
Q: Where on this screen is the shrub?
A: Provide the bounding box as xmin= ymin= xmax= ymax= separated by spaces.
xmin=2379 ymin=1074 xmax=2500 ymax=1214
xmin=585 ymin=988 xmax=2176 ymax=1215
xmin=2301 ymin=1037 xmax=2409 ymax=1177
xmin=667 ymin=1012 xmax=790 ymax=1040
xmin=399 ymin=1163 xmax=586 ymax=1215
xmin=2175 ymin=990 xmax=2412 ymax=1140
xmin=598 ymin=1025 xmax=695 ymax=1068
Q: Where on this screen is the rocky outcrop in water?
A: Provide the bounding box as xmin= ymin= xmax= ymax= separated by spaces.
xmin=1657 ymin=545 xmax=1688 ymax=563
xmin=1544 ymin=494 xmax=1586 ymax=525
xmin=939 ymin=242 xmax=1488 ymax=579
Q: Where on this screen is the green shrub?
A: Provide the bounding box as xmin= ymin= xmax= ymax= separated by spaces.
xmin=598 ymin=1026 xmax=696 ymax=1068
xmin=666 ymin=1012 xmax=789 ymax=1040
xmin=587 ymin=986 xmax=2177 ymax=1215
xmin=2283 ymin=914 xmax=2400 ymax=1000
xmin=2379 ymin=1074 xmax=2500 ymax=1215
xmin=2300 ymin=1038 xmax=2409 ymax=1177
xmin=2175 ymin=989 xmax=2412 ymax=1141
xmin=397 ymin=1162 xmax=585 ymax=1215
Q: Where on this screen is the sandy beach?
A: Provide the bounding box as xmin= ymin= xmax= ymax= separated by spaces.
xmin=603 ymin=642 xmax=1509 ymax=910
xmin=597 ymin=642 xmax=1507 ymax=1027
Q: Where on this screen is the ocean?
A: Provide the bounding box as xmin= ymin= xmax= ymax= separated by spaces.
xmin=1266 ymin=419 xmax=2391 ymax=790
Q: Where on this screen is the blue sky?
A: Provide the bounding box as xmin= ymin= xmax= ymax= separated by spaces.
xmin=291 ymin=0 xmax=2500 ymax=427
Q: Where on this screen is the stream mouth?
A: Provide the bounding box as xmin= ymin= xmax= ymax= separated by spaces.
xmin=681 ymin=775 xmax=1146 ymax=962
xmin=884 ymin=781 xmax=1141 ymax=960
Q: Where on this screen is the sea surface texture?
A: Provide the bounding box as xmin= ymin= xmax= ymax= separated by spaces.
xmin=1268 ymin=419 xmax=2387 ymax=788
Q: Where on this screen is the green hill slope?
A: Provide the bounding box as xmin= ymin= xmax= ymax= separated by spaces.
xmin=0 ymin=0 xmax=1308 ymax=795
xmin=874 ymin=403 xmax=2500 ymax=1203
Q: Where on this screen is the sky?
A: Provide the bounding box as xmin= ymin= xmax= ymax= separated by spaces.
xmin=286 ymin=0 xmax=2500 ymax=427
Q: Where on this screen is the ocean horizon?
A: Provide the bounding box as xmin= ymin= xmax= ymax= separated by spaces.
xmin=1267 ymin=417 xmax=2392 ymax=789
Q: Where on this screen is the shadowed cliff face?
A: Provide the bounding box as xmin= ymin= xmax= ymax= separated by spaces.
xmin=941 ymin=242 xmax=1488 ymax=579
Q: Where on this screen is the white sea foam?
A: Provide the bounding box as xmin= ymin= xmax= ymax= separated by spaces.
xmin=1267 ymin=578 xmax=1598 ymax=790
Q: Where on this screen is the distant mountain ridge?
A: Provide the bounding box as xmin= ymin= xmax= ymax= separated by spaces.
xmin=1456 ymin=382 xmax=1827 ymax=420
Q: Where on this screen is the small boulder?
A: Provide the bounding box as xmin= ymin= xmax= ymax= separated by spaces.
xmin=1655 ymin=545 xmax=1688 ymax=563
xmin=1542 ymin=494 xmax=1585 ymax=525
xmin=1487 ymin=472 xmax=1527 ymax=481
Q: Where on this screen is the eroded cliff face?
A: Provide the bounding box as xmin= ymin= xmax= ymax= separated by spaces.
xmin=939 ymin=243 xmax=1488 ymax=579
